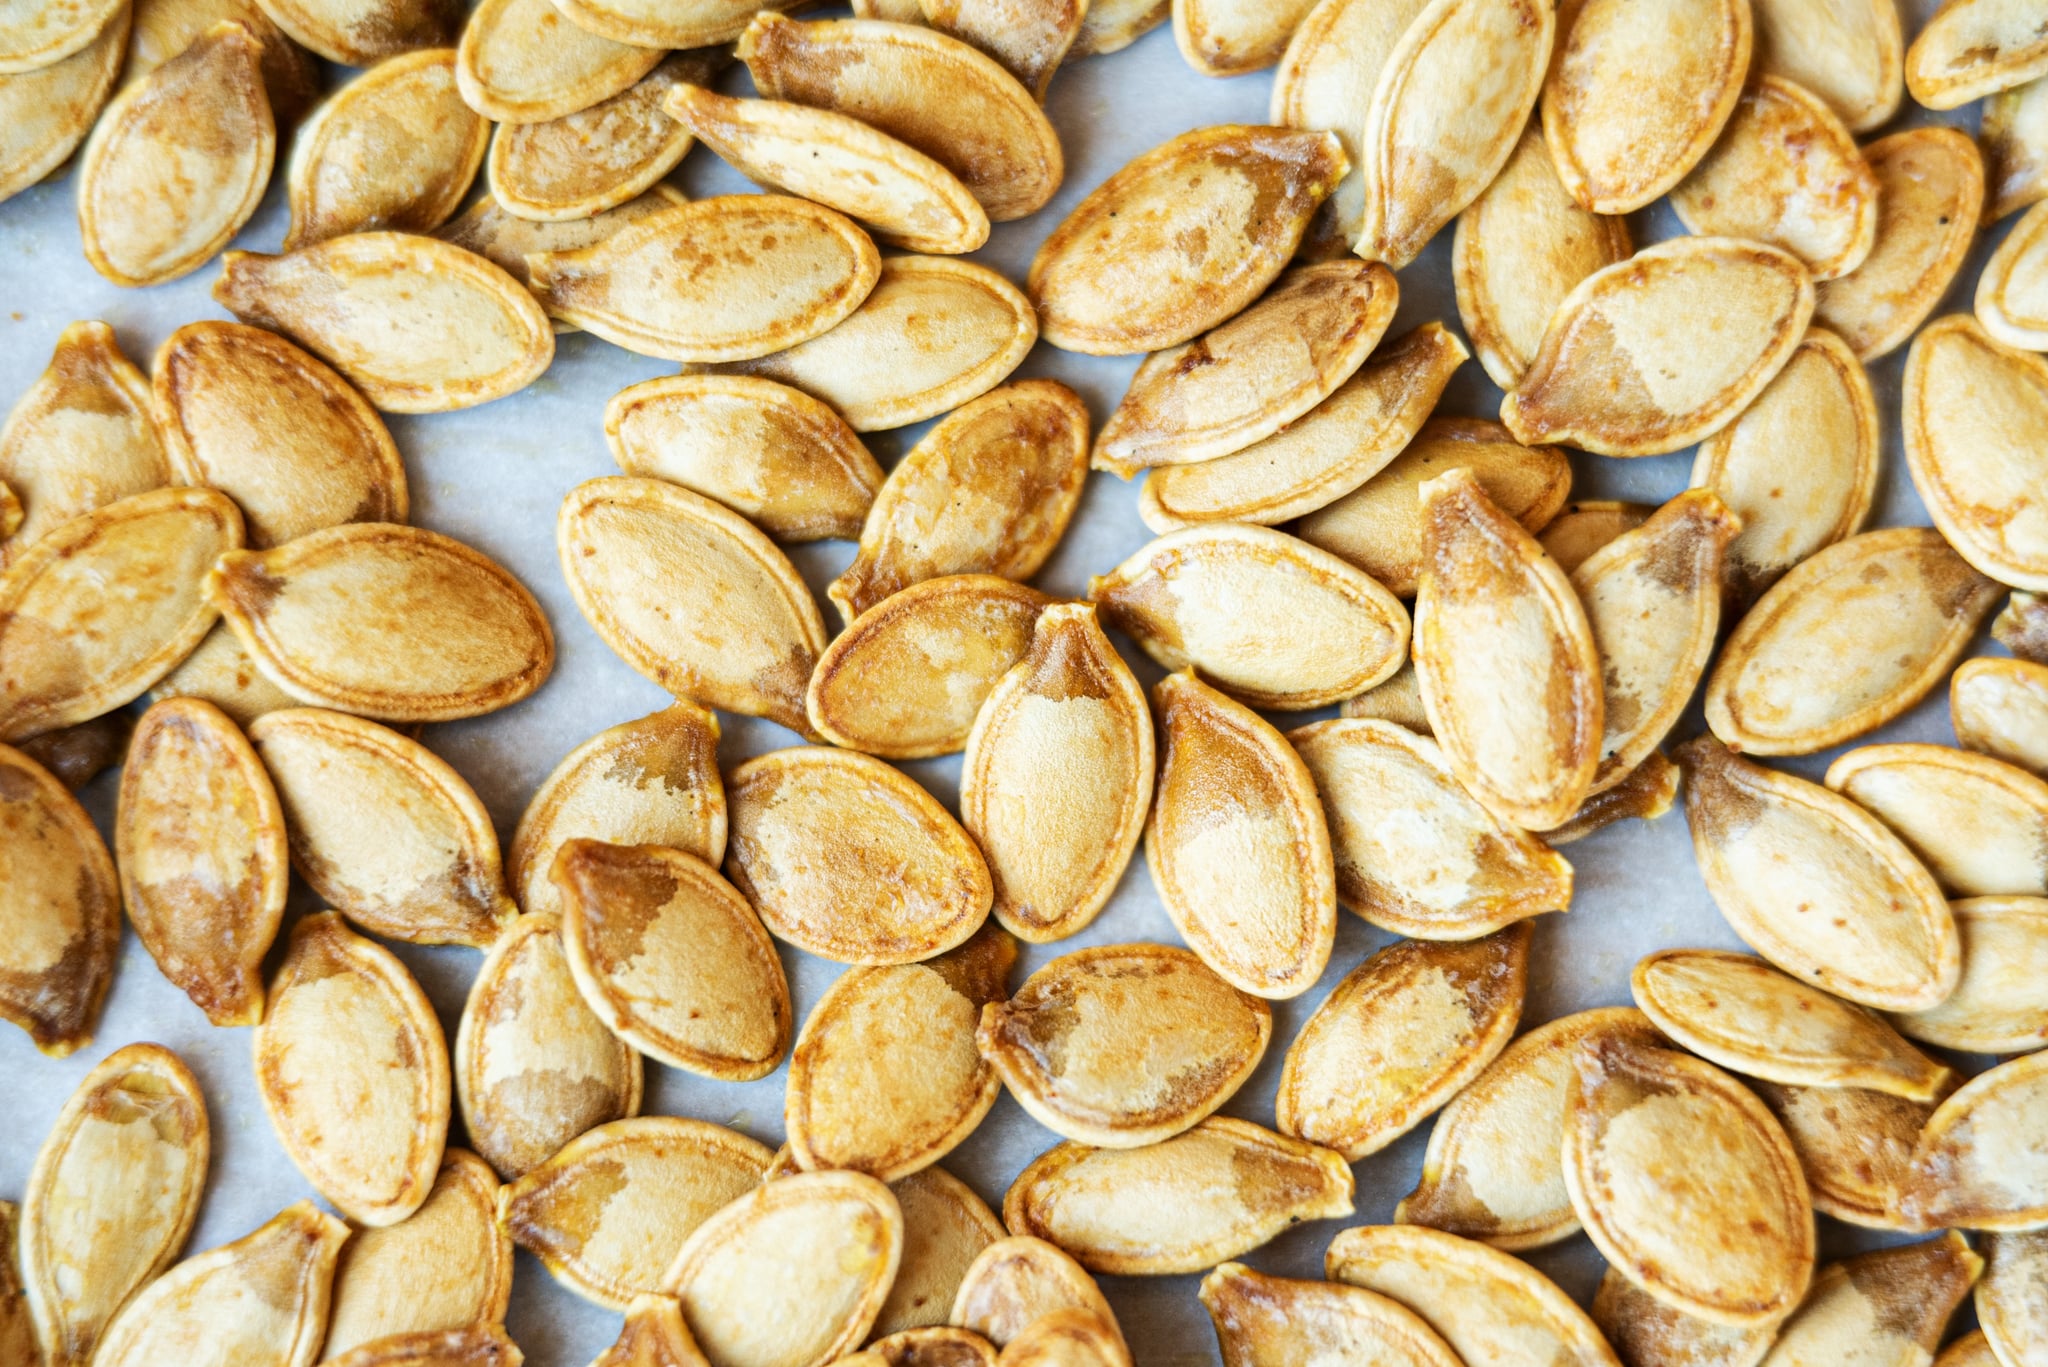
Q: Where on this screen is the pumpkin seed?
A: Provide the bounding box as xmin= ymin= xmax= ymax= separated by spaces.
xmin=1955 ymin=657 xmax=2048 ymax=778
xmin=1759 ymin=1235 xmax=1983 ymax=1367
xmin=21 ymin=1044 xmax=208 ymax=1367
xmin=726 ymin=746 xmax=993 ymax=965
xmin=115 ymin=697 xmax=287 ymax=1026
xmin=15 ymin=711 xmax=133 ymax=792
xmin=662 ymin=1170 xmax=903 ymax=1367
xmin=1899 ymin=1049 xmax=2048 ymax=1230
xmin=0 ymin=485 xmax=241 ymax=743
xmin=1138 ymin=322 xmax=1469 ymax=532
xmin=1592 ymin=1270 xmax=1777 ymax=1367
xmin=255 ymin=912 xmax=450 ymax=1226
xmin=1340 ymin=659 xmax=1432 ymax=732
xmin=1705 ymin=528 xmax=2000 ymax=755
xmin=1747 ymin=1080 xmax=1933 ymax=1231
xmin=326 ymin=1327 xmax=520 ymax=1367
xmin=1906 ymin=0 xmax=2048 ymax=108
xmin=1985 ymin=212 xmax=2048 ymax=355
xmin=503 ymin=1116 xmax=771 ymax=1309
xmin=529 ymin=196 xmax=879 ymax=363
xmin=454 ymin=0 xmax=659 ymax=124
xmin=1562 ymin=1035 xmax=1815 ymax=1326
xmin=323 ymin=1150 xmax=514 ymax=1359
xmin=1827 ymin=743 xmax=2048 ymax=897
xmin=0 ymin=743 xmax=117 ymax=1055
xmin=1943 ymin=1332 xmax=2003 ymax=1367
xmin=1679 ymin=736 xmax=1961 ymax=1011
xmin=88 ymin=1203 xmax=349 ymax=1367
xmin=1396 ymin=1007 xmax=1661 ymax=1250
xmin=508 ymin=703 xmax=726 ymax=924
xmin=0 ymin=0 xmax=120 ymax=73
xmin=993 ymin=1310 xmax=1128 ymax=1367
xmin=1632 ymin=949 xmax=1951 ymax=1100
xmin=1278 ymin=926 xmax=1530 ymax=1161
xmin=873 ymin=1166 xmax=1005 ymax=1338
xmin=437 ymin=188 xmax=687 ymax=332
xmin=1502 ymin=237 xmax=1815 ymax=457
xmin=551 ymin=0 xmax=808 ymax=48
xmin=1200 ymin=1261 xmax=1463 ymax=1367
xmin=1146 ymin=669 xmax=1337 ymax=1000
xmin=589 ymin=1294 xmax=708 ymax=1367
xmin=151 ymin=320 xmax=407 ymax=550
xmin=807 ymin=576 xmax=1049 ymax=760
xmin=250 ymin=708 xmax=518 ymax=947
xmin=696 ymin=255 xmax=1037 ymax=432
xmin=555 ymin=838 xmax=791 ymax=1082
xmin=0 ymin=1204 xmax=29 ymax=1367
xmin=257 ymin=0 xmax=460 ymax=65
xmin=0 ymin=6 xmax=126 ymax=205
xmin=1452 ymin=126 xmax=1632 ymax=390
xmin=1979 ymin=1230 xmax=2048 ymax=1367
xmin=75 ymin=21 xmax=272 ymax=288
xmin=1172 ymin=0 xmax=1315 ymax=76
xmin=215 ymin=234 xmax=555 ymax=413
xmin=1298 ymin=416 xmax=1572 ymax=598
xmin=921 ymin=0 xmax=1084 ymax=97
xmin=1814 ymin=128 xmax=1985 ymax=362
xmin=740 ymin=13 xmax=1064 ymax=223
xmin=124 ymin=0 xmax=319 ymax=125
xmin=980 ymin=942 xmax=1272 ymax=1148
xmin=1326 ymin=1224 xmax=1621 ymax=1367
xmin=784 ymin=926 xmax=1014 ymax=1180
xmin=1997 ymin=591 xmax=2048 ymax=662
xmin=1751 ymin=0 xmax=1901 ymax=132
xmin=1003 ymin=1117 xmax=1354 ymax=1275
xmin=1074 ymin=0 xmax=1167 ymax=53
xmin=1986 ymin=75 xmax=2048 ymax=222
xmin=1027 ymin=124 xmax=1348 ymax=355
xmin=851 ymin=1326 xmax=998 ymax=1367
xmin=949 ymin=1236 xmax=1121 ymax=1349
xmin=454 ymin=913 xmax=642 ymax=1181
xmin=1894 ymin=896 xmax=2048 ymax=1052
xmin=1538 ymin=501 xmax=1651 ymax=575
xmin=829 ymin=380 xmax=1087 ymax=623
xmin=0 ymin=479 xmax=15 ymax=537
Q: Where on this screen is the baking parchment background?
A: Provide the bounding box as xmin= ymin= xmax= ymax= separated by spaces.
xmin=0 ymin=3 xmax=2011 ymax=1361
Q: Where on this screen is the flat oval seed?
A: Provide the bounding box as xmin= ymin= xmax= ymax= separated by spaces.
xmin=1395 ymin=1007 xmax=1660 ymax=1250
xmin=115 ymin=698 xmax=287 ymax=1026
xmin=454 ymin=913 xmax=642 ymax=1181
xmin=1146 ymin=669 xmax=1337 ymax=1000
xmin=454 ymin=0 xmax=659 ymax=124
xmin=323 ymin=1151 xmax=513 ymax=1358
xmin=1758 ymin=1236 xmax=1983 ymax=1367
xmin=1704 ymin=528 xmax=2000 ymax=755
xmin=1173 ymin=0 xmax=1316 ymax=75
xmin=21 ymin=1044 xmax=208 ymax=1367
xmin=254 ymin=912 xmax=450 ymax=1227
xmin=88 ymin=1203 xmax=349 ymax=1367
xmin=258 ymin=0 xmax=461 ymax=64
xmin=1907 ymin=315 xmax=2048 ymax=589
xmin=807 ymin=576 xmax=1049 ymax=760
xmin=993 ymin=1310 xmax=1128 ymax=1367
xmin=0 ymin=744 xmax=118 ymax=1055
xmin=326 ymin=1327 xmax=520 ymax=1367
xmin=1750 ymin=1080 xmax=1934 ymax=1230
xmin=1501 ymin=237 xmax=1815 ymax=457
xmin=873 ymin=1167 xmax=1005 ymax=1338
xmin=557 ymin=477 xmax=825 ymax=734
xmin=1290 ymin=718 xmax=1572 ymax=941
xmin=1751 ymin=0 xmax=1901 ymax=132
xmin=1679 ymin=737 xmax=1960 ymax=1011
xmin=1986 ymin=76 xmax=2048 ymax=222
xmin=1074 ymin=0 xmax=1168 ymax=52
xmin=1906 ymin=0 xmax=2048 ymax=108
xmin=0 ymin=9 xmax=126 ymax=205
xmin=699 ymin=255 xmax=1037 ymax=432
xmin=1562 ymin=1035 xmax=1815 ymax=1326
xmin=1201 ymin=1262 xmax=1462 ymax=1367
xmin=605 ymin=375 xmax=881 ymax=543
xmin=152 ymin=320 xmax=407 ymax=550
xmin=1632 ymin=949 xmax=1950 ymax=1100
xmin=152 ymin=624 xmax=300 ymax=729
xmin=1027 ymin=124 xmax=1349 ymax=355
xmin=13 ymin=711 xmax=131 ymax=793
xmin=1980 ymin=1230 xmax=2048 ymax=1367
xmin=1981 ymin=208 xmax=2048 ymax=349
xmin=918 ymin=0 xmax=1085 ymax=97
xmin=1592 ymin=1271 xmax=1777 ymax=1367
xmin=123 ymin=0 xmax=320 ymax=124
xmin=502 ymin=1117 xmax=771 ymax=1309
xmin=1003 ymin=1118 xmax=1354 ymax=1275
xmin=0 ymin=485 xmax=242 ymax=742
xmin=215 ymin=235 xmax=554 ymax=413
xmin=1826 ymin=744 xmax=2048 ymax=897
xmin=1814 ymin=128 xmax=1985 ymax=362
xmin=0 ymin=0 xmax=120 ymax=72
xmin=726 ymin=747 xmax=993 ymax=965
xmin=555 ymin=839 xmax=792 ymax=1082
xmin=551 ymin=0 xmax=809 ymax=47
xmin=589 ymin=1293 xmax=710 ymax=1367
xmin=1894 ymin=896 xmax=2048 ymax=1052
xmin=1538 ymin=501 xmax=1651 ymax=575
xmin=250 ymin=708 xmax=518 ymax=947
xmin=1955 ymin=657 xmax=2048 ymax=778
xmin=1277 ymin=926 xmax=1530 ymax=1160
xmin=950 ymin=1237 xmax=1121 ymax=1349
xmin=1899 ymin=1050 xmax=2048 ymax=1230
xmin=829 ymin=380 xmax=1087 ymax=623
xmin=1453 ymin=125 xmax=1632 ymax=390
xmin=76 ymin=21 xmax=274 ymax=288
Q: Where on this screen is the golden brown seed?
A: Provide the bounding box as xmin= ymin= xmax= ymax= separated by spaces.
xmin=1547 ymin=750 xmax=1683 ymax=846
xmin=807 ymin=576 xmax=1049 ymax=760
xmin=0 ymin=1203 xmax=31 ymax=1367
xmin=948 ymin=1236 xmax=1121 ymax=1349
xmin=1894 ymin=896 xmax=2048 ymax=1053
xmin=115 ymin=697 xmax=286 ymax=1026
xmin=1751 ymin=0 xmax=1901 ymax=132
xmin=588 ymin=1294 xmax=709 ymax=1367
xmin=1173 ymin=0 xmax=1316 ymax=76
xmin=1941 ymin=1332 xmax=2003 ymax=1367
xmin=454 ymin=913 xmax=643 ymax=1181
xmin=552 ymin=0 xmax=809 ymax=47
xmin=1003 ymin=1117 xmax=1355 ymax=1276
xmin=502 ymin=1117 xmax=771 ymax=1310
xmin=257 ymin=0 xmax=461 ymax=65
xmin=1749 ymin=1080 xmax=1934 ymax=1231
xmin=1955 ymin=657 xmax=2048 ymax=778
xmin=0 ymin=743 xmax=118 ymax=1056
xmin=0 ymin=0 xmax=121 ymax=72
xmin=1906 ymin=315 xmax=2048 ymax=587
xmin=1074 ymin=0 xmax=1168 ymax=53
xmin=1979 ymin=1230 xmax=2048 ymax=1367
xmin=124 ymin=0 xmax=319 ymax=125
xmin=1591 ymin=1270 xmax=1777 ymax=1367
xmin=1278 ymin=927 xmax=1530 ymax=1161
xmin=454 ymin=0 xmax=658 ymax=124
xmin=1705 ymin=528 xmax=2000 ymax=755
xmin=1758 ymin=1236 xmax=1983 ymax=1367
xmin=1906 ymin=0 xmax=2048 ymax=108
xmin=1826 ymin=743 xmax=2048 ymax=897
xmin=852 ymin=1325 xmax=997 ymax=1367
xmin=917 ymin=0 xmax=1084 ymax=100
xmin=0 ymin=479 xmax=16 ymax=539
xmin=1537 ymin=501 xmax=1651 ymax=575
xmin=556 ymin=477 xmax=825 ymax=736
xmin=1998 ymin=591 xmax=2048 ymax=662
xmin=1985 ymin=75 xmax=2048 ymax=222
xmin=1146 ymin=669 xmax=1337 ymax=1000
xmin=15 ymin=711 xmax=132 ymax=792
xmin=0 ymin=7 xmax=127 ymax=205
xmin=1341 ymin=660 xmax=1431 ymax=731
xmin=439 ymin=190 xmax=687 ymax=331
xmin=1978 ymin=204 xmax=2048 ymax=350
xmin=1562 ymin=1035 xmax=1815 ymax=1326
xmin=1201 ymin=1262 xmax=1464 ymax=1367
xmin=325 ymin=1327 xmax=522 ymax=1367
xmin=1899 ymin=1050 xmax=2048 ymax=1230
xmin=872 ymin=1167 xmax=1005 ymax=1338
xmin=1027 ymin=124 xmax=1348 ymax=356
xmin=829 ymin=380 xmax=1087 ymax=623
xmin=993 ymin=1310 xmax=1128 ymax=1367
xmin=152 ymin=624 xmax=301 ymax=729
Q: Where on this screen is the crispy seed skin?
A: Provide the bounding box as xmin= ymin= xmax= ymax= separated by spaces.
xmin=1907 ymin=315 xmax=2048 ymax=587
xmin=1396 ymin=1008 xmax=1660 ymax=1250
xmin=991 ymin=1310 xmax=1128 ymax=1367
xmin=257 ymin=0 xmax=462 ymax=64
xmin=1986 ymin=76 xmax=2048 ymax=222
xmin=1539 ymin=501 xmax=1652 ymax=575
xmin=1955 ymin=657 xmax=2048 ymax=778
xmin=830 ymin=380 xmax=1087 ymax=623
xmin=0 ymin=744 xmax=118 ymax=1055
xmin=550 ymin=0 xmax=809 ymax=48
xmin=874 ymin=1168 xmax=1005 ymax=1338
xmin=949 ymin=1236 xmax=1121 ymax=1349
xmin=726 ymin=747 xmax=993 ymax=966
xmin=1827 ymin=744 xmax=2048 ymax=898
xmin=250 ymin=709 xmax=518 ymax=947
xmin=1547 ymin=750 xmax=1682 ymax=845
xmin=116 ymin=698 xmax=286 ymax=1026
xmin=0 ymin=0 xmax=121 ymax=71
xmin=1592 ymin=1269 xmax=1777 ymax=1367
xmin=1747 ymin=1081 xmax=1933 ymax=1231
xmin=1003 ymin=1117 xmax=1354 ymax=1275
xmin=502 ymin=1117 xmax=771 ymax=1310
xmin=0 ymin=481 xmax=17 ymax=539
xmin=589 ymin=1294 xmax=710 ymax=1367
xmin=918 ymin=0 xmax=1084 ymax=99
xmin=1759 ymin=1236 xmax=1983 ymax=1367
xmin=125 ymin=0 xmax=320 ymax=125
xmin=215 ymin=235 xmax=555 ymax=413
xmin=1027 ymin=125 xmax=1349 ymax=356
xmin=852 ymin=1325 xmax=998 ymax=1367
xmin=1894 ymin=896 xmax=2048 ymax=1052
xmin=439 ymin=188 xmax=686 ymax=331
xmin=1200 ymin=1261 xmax=1464 ymax=1367
xmin=454 ymin=0 xmax=659 ymax=123
xmin=1899 ymin=1050 xmax=2048 ymax=1230
xmin=0 ymin=1204 xmax=31 ymax=1367
xmin=1075 ymin=0 xmax=1168 ymax=53
xmin=325 ymin=1326 xmax=522 ymax=1367
xmin=1501 ymin=237 xmax=1815 ymax=457
xmin=454 ymin=914 xmax=642 ymax=1181
xmin=0 ymin=7 xmax=127 ymax=205
xmin=1562 ymin=1036 xmax=1814 ymax=1326
xmin=1998 ymin=591 xmax=2048 ymax=662
xmin=1979 ymin=1229 xmax=2048 ymax=1367
xmin=1751 ymin=0 xmax=1901 ymax=132
xmin=1705 ymin=528 xmax=2000 ymax=755
xmin=1341 ymin=661 xmax=1432 ymax=731
xmin=15 ymin=711 xmax=132 ymax=792
xmin=1906 ymin=0 xmax=2048 ymax=108
xmin=1173 ymin=0 xmax=1316 ymax=76
xmin=1145 ymin=670 xmax=1337 ymax=1000
xmin=1982 ymin=201 xmax=2048 ymax=341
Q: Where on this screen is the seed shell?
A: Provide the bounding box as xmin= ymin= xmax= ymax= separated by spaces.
xmin=917 ymin=0 xmax=1085 ymax=99
xmin=0 ymin=1204 xmax=30 ymax=1367
xmin=1954 ymin=657 xmax=2048 ymax=778
xmin=1758 ymin=1235 xmax=1983 ymax=1367
xmin=0 ymin=6 xmax=127 ymax=206
xmin=1075 ymin=0 xmax=1168 ymax=53
xmin=1827 ymin=743 xmax=2048 ymax=897
xmin=872 ymin=1166 xmax=1005 ymax=1338
xmin=257 ymin=0 xmax=461 ymax=65
xmin=1942 ymin=1332 xmax=2003 ymax=1367
xmin=853 ymin=1325 xmax=997 ymax=1367
xmin=1907 ymin=315 xmax=2048 ymax=588
xmin=1998 ymin=591 xmax=2048 ymax=662
xmin=1199 ymin=1261 xmax=1464 ymax=1367
xmin=1979 ymin=1229 xmax=2048 ymax=1367
xmin=588 ymin=1294 xmax=708 ymax=1367
xmin=1898 ymin=1049 xmax=2048 ymax=1230
xmin=949 ymin=1236 xmax=1121 ymax=1349
xmin=325 ymin=1327 xmax=521 ymax=1367
xmin=1172 ymin=0 xmax=1316 ymax=76
xmin=454 ymin=0 xmax=660 ymax=124
xmin=1341 ymin=660 xmax=1432 ymax=732
xmin=1894 ymin=896 xmax=2048 ymax=1052
xmin=1906 ymin=0 xmax=2048 ymax=109
xmin=124 ymin=0 xmax=320 ymax=125
xmin=1592 ymin=1270 xmax=1777 ymax=1367
xmin=1751 ymin=0 xmax=1902 ymax=132
xmin=436 ymin=188 xmax=687 ymax=330
xmin=0 ymin=743 xmax=118 ymax=1055
xmin=549 ymin=0 xmax=809 ymax=48
xmin=993 ymin=1309 xmax=1128 ymax=1367
xmin=0 ymin=0 xmax=121 ymax=72
xmin=1538 ymin=501 xmax=1652 ymax=576
xmin=1747 ymin=1080 xmax=1933 ymax=1231
xmin=14 ymin=711 xmax=132 ymax=792
xmin=1985 ymin=75 xmax=2048 ymax=222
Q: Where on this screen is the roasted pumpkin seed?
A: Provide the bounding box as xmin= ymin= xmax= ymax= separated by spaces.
xmin=1955 ymin=657 xmax=2048 ymax=778
xmin=1906 ymin=0 xmax=2048 ymax=108
xmin=0 ymin=479 xmax=16 ymax=538
xmin=949 ymin=1236 xmax=1121 ymax=1349
xmin=1999 ymin=592 xmax=2048 ymax=662
xmin=1538 ymin=501 xmax=1651 ymax=575
xmin=588 ymin=1294 xmax=708 ymax=1367
xmin=124 ymin=0 xmax=319 ymax=125
xmin=1899 ymin=1049 xmax=2048 ymax=1230
xmin=554 ymin=0 xmax=808 ymax=48
xmin=1979 ymin=1229 xmax=2048 ymax=1367
xmin=1979 ymin=204 xmax=2048 ymax=351
xmin=325 ymin=1327 xmax=521 ymax=1367
xmin=873 ymin=1166 xmax=1005 ymax=1338
xmin=1201 ymin=1261 xmax=1462 ymax=1367
xmin=850 ymin=1326 xmax=997 ymax=1367
xmin=993 ymin=1310 xmax=1127 ymax=1367
xmin=1074 ymin=0 xmax=1168 ymax=53
xmin=437 ymin=188 xmax=686 ymax=331
xmin=1942 ymin=1332 xmax=2003 ymax=1367
xmin=1827 ymin=744 xmax=2048 ymax=897
xmin=1173 ymin=0 xmax=1316 ymax=76
xmin=917 ymin=0 xmax=1084 ymax=101
xmin=1747 ymin=1080 xmax=1933 ymax=1231
xmin=0 ymin=0 xmax=121 ymax=73
xmin=1986 ymin=75 xmax=2048 ymax=222
xmin=0 ymin=743 xmax=118 ymax=1055
xmin=454 ymin=0 xmax=659 ymax=124
xmin=15 ymin=711 xmax=133 ymax=792
xmin=1592 ymin=1270 xmax=1777 ymax=1367
xmin=1895 ymin=896 xmax=2048 ymax=1052
xmin=0 ymin=1203 xmax=30 ymax=1367
xmin=1751 ymin=0 xmax=1901 ymax=132
xmin=258 ymin=0 xmax=461 ymax=65
xmin=1340 ymin=660 xmax=1431 ymax=731
xmin=1759 ymin=1235 xmax=1982 ymax=1367
xmin=0 ymin=8 xmax=126 ymax=205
